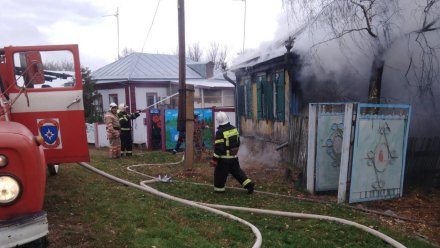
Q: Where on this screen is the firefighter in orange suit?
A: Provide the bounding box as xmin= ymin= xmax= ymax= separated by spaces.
xmin=209 ymin=111 xmax=254 ymax=194
xmin=104 ymin=103 xmax=121 ymax=158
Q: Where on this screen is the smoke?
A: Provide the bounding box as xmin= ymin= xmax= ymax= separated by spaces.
xmin=238 ymin=138 xmax=282 ymax=169
xmin=230 ymin=1 xmax=440 ymax=137
xmin=281 ymin=0 xmax=440 ymax=137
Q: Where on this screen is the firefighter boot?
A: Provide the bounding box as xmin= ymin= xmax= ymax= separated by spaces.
xmin=245 ymin=182 xmax=255 ymax=194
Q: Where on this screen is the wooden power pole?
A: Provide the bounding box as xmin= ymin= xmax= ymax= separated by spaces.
xmin=177 ymin=0 xmax=194 ymax=170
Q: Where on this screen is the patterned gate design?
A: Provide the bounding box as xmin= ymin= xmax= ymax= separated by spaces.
xmin=315 ymin=104 xmax=346 ymax=191
xmin=349 ymin=104 xmax=411 ymax=203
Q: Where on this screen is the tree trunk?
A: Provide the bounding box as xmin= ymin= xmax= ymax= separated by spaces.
xmin=367 ymin=57 xmax=384 ymax=104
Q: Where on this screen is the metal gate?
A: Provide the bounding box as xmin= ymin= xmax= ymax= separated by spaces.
xmin=349 ymin=104 xmax=411 ymax=203
xmin=307 ymin=103 xmax=353 ymax=192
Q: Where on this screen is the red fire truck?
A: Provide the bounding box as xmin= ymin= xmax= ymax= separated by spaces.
xmin=0 ymin=44 xmax=90 ymax=247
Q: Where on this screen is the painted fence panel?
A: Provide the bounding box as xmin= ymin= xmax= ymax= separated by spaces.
xmin=164 ymin=108 xmax=213 ymax=150
xmin=349 ymin=104 xmax=411 ymax=203
xmin=315 ymin=104 xmax=346 ymax=191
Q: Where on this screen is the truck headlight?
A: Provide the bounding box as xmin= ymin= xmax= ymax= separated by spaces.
xmin=0 ymin=155 xmax=8 ymax=167
xmin=0 ymin=175 xmax=21 ymax=205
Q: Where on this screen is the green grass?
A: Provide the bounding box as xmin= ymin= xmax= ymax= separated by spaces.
xmin=44 ymin=148 xmax=437 ymax=248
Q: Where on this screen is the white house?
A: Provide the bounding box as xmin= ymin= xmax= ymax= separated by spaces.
xmin=90 ymin=53 xmax=235 ymax=148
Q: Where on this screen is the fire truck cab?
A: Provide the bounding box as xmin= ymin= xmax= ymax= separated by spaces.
xmin=0 ymin=45 xmax=90 ymax=247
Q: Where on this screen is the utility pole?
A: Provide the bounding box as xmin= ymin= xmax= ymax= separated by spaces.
xmin=177 ymin=0 xmax=194 ymax=170
xmin=103 ymin=8 xmax=120 ymax=59
xmin=242 ymin=0 xmax=246 ymax=53
xmin=233 ymin=0 xmax=247 ymax=53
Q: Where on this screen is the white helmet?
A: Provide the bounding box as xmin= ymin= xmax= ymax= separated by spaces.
xmin=118 ymin=103 xmax=127 ymax=112
xmin=216 ymin=111 xmax=229 ymax=125
xmin=109 ymin=102 xmax=117 ymax=110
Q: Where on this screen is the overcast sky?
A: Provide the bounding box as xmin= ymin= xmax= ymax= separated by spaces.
xmin=1 ymin=0 xmax=286 ymax=70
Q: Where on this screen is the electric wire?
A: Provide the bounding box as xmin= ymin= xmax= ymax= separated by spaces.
xmin=141 ymin=0 xmax=162 ymax=52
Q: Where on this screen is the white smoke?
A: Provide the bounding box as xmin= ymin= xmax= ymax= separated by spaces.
xmin=238 ymin=138 xmax=282 ymax=169
xmin=232 ymin=0 xmax=440 ymax=137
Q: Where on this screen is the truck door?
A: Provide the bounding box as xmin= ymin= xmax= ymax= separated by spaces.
xmin=2 ymin=45 xmax=90 ymax=164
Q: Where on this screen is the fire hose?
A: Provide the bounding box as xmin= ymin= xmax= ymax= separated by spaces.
xmin=79 ymin=161 xmax=406 ymax=248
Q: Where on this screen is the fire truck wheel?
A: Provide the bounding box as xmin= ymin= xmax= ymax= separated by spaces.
xmin=48 ymin=164 xmax=59 ymax=176
xmin=21 ymin=236 xmax=49 ymax=248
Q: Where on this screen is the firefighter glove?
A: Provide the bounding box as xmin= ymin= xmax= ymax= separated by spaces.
xmin=209 ymin=160 xmax=218 ymax=168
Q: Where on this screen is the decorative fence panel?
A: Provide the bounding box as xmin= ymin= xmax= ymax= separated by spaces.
xmin=314 ymin=104 xmax=346 ymax=191
xmin=349 ymin=104 xmax=411 ymax=203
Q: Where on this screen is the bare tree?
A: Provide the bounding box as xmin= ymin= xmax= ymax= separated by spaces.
xmin=207 ymin=42 xmax=229 ymax=71
xmin=217 ymin=45 xmax=229 ymax=71
xmin=207 ymin=42 xmax=219 ymax=65
xmin=284 ymin=0 xmax=440 ymax=103
xmin=120 ymin=47 xmax=136 ymax=58
xmin=187 ymin=42 xmax=203 ymax=62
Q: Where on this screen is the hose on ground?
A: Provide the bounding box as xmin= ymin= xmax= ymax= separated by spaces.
xmin=128 ymin=158 xmax=406 ymax=248
xmin=199 ymin=202 xmax=406 ymax=248
xmin=127 ymin=157 xmax=439 ymax=227
xmin=79 ymin=161 xmax=408 ymax=247
xmin=79 ymin=162 xmax=262 ymax=248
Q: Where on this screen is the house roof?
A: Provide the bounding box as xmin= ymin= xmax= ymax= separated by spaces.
xmin=175 ymin=71 xmax=236 ymax=89
xmin=91 ymin=53 xmax=204 ymax=83
xmin=230 ymin=24 xmax=307 ymax=71
xmin=91 ymin=52 xmax=236 ymax=88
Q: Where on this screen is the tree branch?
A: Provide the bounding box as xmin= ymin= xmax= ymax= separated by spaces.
xmin=350 ymin=0 xmax=378 ymax=37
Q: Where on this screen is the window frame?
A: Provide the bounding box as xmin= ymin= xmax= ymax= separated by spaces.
xmin=275 ymin=70 xmax=285 ymax=121
xmin=146 ymin=92 xmax=158 ymax=109
xmin=95 ymin=94 xmax=103 ymax=115
xmin=244 ymin=77 xmax=252 ymax=119
xmin=109 ymin=94 xmax=118 ymax=105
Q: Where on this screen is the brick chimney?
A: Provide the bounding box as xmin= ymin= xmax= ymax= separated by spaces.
xmin=206 ymin=61 xmax=214 ymax=79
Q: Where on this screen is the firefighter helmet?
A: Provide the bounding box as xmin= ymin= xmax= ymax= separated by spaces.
xmin=118 ymin=103 xmax=127 ymax=112
xmin=109 ymin=102 xmax=117 ymax=110
xmin=216 ymin=111 xmax=229 ymax=125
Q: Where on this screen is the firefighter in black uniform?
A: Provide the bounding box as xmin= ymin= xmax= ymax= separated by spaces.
xmin=209 ymin=111 xmax=254 ymax=194
xmin=118 ymin=103 xmax=140 ymax=156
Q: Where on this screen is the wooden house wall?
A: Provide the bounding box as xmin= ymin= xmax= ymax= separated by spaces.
xmin=239 ymin=70 xmax=290 ymax=143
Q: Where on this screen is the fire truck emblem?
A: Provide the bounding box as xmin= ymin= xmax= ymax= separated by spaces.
xmin=37 ymin=118 xmax=62 ymax=149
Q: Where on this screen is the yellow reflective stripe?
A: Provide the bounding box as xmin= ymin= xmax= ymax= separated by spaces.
xmin=218 ymin=155 xmax=238 ymax=159
xmin=214 ymin=187 xmax=225 ymax=192
xmin=215 ymin=139 xmax=224 ymax=144
xmin=223 ymin=128 xmax=239 ymax=147
xmin=223 ymin=129 xmax=239 ymax=139
xmin=213 ymin=153 xmax=220 ymax=158
xmin=242 ymin=179 xmax=251 ymax=187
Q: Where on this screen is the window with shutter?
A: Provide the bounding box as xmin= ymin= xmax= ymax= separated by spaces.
xmin=276 ymin=70 xmax=285 ymax=121
xmin=272 ymin=73 xmax=277 ymax=120
xmin=238 ymin=84 xmax=245 ymax=117
xmin=265 ymin=74 xmax=273 ymax=120
xmin=256 ymin=74 xmax=264 ymax=119
xmin=245 ymin=78 xmax=252 ymax=119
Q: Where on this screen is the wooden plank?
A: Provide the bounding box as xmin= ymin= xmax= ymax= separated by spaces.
xmin=306 ymin=104 xmax=317 ymax=193
xmin=338 ymin=103 xmax=354 ymax=203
